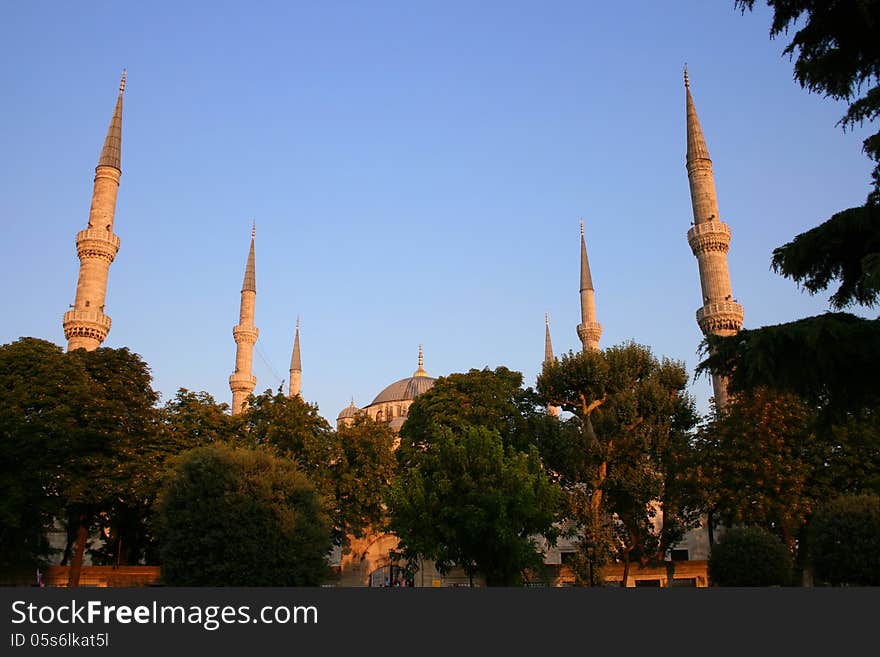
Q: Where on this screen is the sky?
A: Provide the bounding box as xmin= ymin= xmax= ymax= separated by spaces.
xmin=1 ymin=1 xmax=875 ymax=424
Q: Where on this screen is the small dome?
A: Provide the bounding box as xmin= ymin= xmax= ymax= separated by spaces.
xmin=370 ymin=375 xmax=435 ymax=405
xmin=337 ymin=400 xmax=361 ymax=420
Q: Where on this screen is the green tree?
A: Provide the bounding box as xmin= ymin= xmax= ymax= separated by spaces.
xmin=708 ymin=525 xmax=793 ymax=587
xmin=691 ymin=388 xmax=816 ymax=552
xmin=399 ymin=366 xmax=550 ymax=455
xmin=62 ymin=346 xmax=161 ymax=583
xmin=0 ymin=338 xmax=85 ymax=574
xmin=389 ymin=424 xmax=562 ymax=586
xmin=537 ymin=342 xmax=701 ymax=585
xmin=156 ymin=445 xmax=331 ymax=586
xmin=332 ymin=414 xmax=397 ymax=541
xmin=239 ymin=391 xmax=395 ymax=547
xmin=736 ymin=1 xmax=880 ymax=201
xmin=238 ymin=390 xmax=335 ymax=472
xmin=808 ymin=493 xmax=880 ymax=586
xmin=159 ymin=388 xmax=234 ymax=450
xmin=0 ymin=338 xmax=162 ymax=585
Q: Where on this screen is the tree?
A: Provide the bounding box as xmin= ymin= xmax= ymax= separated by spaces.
xmin=392 ymin=367 xmax=564 ymax=585
xmin=737 ymin=1 xmax=880 ymax=201
xmin=61 ymin=346 xmax=161 ymax=583
xmin=0 ymin=338 xmax=85 ymax=574
xmin=389 ymin=424 xmax=562 ymax=586
xmin=808 ymin=493 xmax=880 ymax=586
xmin=697 ymin=313 xmax=880 ymax=420
xmin=708 ymin=525 xmax=793 ymax=587
xmin=537 ymin=342 xmax=701 ymax=585
xmin=0 ymin=338 xmax=162 ymax=585
xmin=159 ymin=388 xmax=234 ymax=450
xmin=156 ymin=445 xmax=331 ymax=586
xmin=332 ymin=414 xmax=397 ymax=541
xmin=691 ymin=388 xmax=817 ymax=552
xmin=702 ymin=2 xmax=880 ymax=409
xmin=238 ymin=390 xmax=335 ymax=473
xmin=399 ymin=366 xmax=550 ymax=455
xmin=239 ymin=391 xmax=396 ymax=547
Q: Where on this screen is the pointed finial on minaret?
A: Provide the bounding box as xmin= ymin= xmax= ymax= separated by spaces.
xmin=98 ymin=71 xmax=125 ymax=170
xmin=242 ymin=224 xmax=256 ymax=292
xmin=683 ymin=63 xmax=689 ymax=89
xmin=579 ymin=220 xmax=593 ymax=292
xmin=685 ymin=67 xmax=711 ymax=164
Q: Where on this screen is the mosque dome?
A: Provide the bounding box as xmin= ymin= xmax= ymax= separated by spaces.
xmin=337 ymin=399 xmax=362 ymax=421
xmin=369 ymin=345 xmax=436 ymax=405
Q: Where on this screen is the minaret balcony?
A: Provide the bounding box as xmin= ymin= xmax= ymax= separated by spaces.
xmin=63 ymin=309 xmax=111 ymax=330
xmin=696 ymin=301 xmax=743 ymax=336
xmin=229 ymin=372 xmax=257 ymax=391
xmin=232 ymin=325 xmax=259 ymax=344
xmin=687 ymin=220 xmax=730 ymax=255
xmin=76 ymin=229 xmax=120 ymax=262
xmin=62 ymin=309 xmax=112 ymax=343
xmin=577 ymin=321 xmax=603 ymax=346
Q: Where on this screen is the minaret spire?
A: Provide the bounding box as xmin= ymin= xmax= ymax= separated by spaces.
xmin=544 ymin=313 xmax=559 ymax=417
xmin=576 ymin=220 xmax=602 ymax=352
xmin=63 ymin=71 xmax=126 ymax=351
xmin=229 ymin=226 xmax=259 ymax=414
xmin=684 ymin=70 xmax=743 ymax=409
xmin=544 ymin=312 xmax=554 ymax=364
xmin=289 ymin=316 xmax=302 ymax=398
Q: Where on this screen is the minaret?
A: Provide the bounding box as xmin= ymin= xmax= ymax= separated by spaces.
xmin=576 ymin=221 xmax=602 ymax=352
xmin=63 ymin=71 xmax=126 ymax=352
xmin=289 ymin=317 xmax=302 ymax=398
xmin=544 ymin=313 xmax=559 ymax=417
xmin=229 ymin=225 xmax=259 ymax=414
xmin=684 ymin=68 xmax=743 ymax=409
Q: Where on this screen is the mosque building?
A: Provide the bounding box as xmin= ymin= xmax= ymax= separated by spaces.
xmin=62 ymin=68 xmax=740 ymax=585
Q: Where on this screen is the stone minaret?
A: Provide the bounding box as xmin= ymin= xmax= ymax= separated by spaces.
xmin=229 ymin=226 xmax=259 ymax=414
xmin=63 ymin=71 xmax=126 ymax=352
xmin=684 ymin=69 xmax=743 ymax=409
xmin=544 ymin=313 xmax=559 ymax=417
xmin=289 ymin=317 xmax=302 ymax=398
xmin=576 ymin=221 xmax=602 ymax=352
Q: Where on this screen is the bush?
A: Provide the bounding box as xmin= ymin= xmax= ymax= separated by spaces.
xmin=156 ymin=445 xmax=332 ymax=586
xmin=708 ymin=526 xmax=792 ymax=586
xmin=809 ymin=494 xmax=880 ymax=586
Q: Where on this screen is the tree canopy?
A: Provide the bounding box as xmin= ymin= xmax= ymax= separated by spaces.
xmin=392 ymin=367 xmax=563 ymax=585
xmin=389 ymin=424 xmax=562 ymax=586
xmin=537 ymin=342 xmax=701 ymax=584
xmin=736 ymin=1 xmax=880 ymax=201
xmin=156 ymin=445 xmax=331 ymax=586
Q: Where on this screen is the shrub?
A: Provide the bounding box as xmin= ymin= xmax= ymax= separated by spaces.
xmin=809 ymin=494 xmax=880 ymax=586
xmin=156 ymin=445 xmax=331 ymax=586
xmin=708 ymin=526 xmax=792 ymax=586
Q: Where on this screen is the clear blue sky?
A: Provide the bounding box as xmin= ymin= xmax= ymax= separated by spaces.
xmin=1 ymin=1 xmax=874 ymax=422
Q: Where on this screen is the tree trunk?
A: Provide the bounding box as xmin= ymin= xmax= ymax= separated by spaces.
xmin=665 ymin=559 xmax=676 ymax=588
xmin=620 ymin=553 xmax=631 ymax=587
xmin=67 ymin=515 xmax=88 ymax=588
